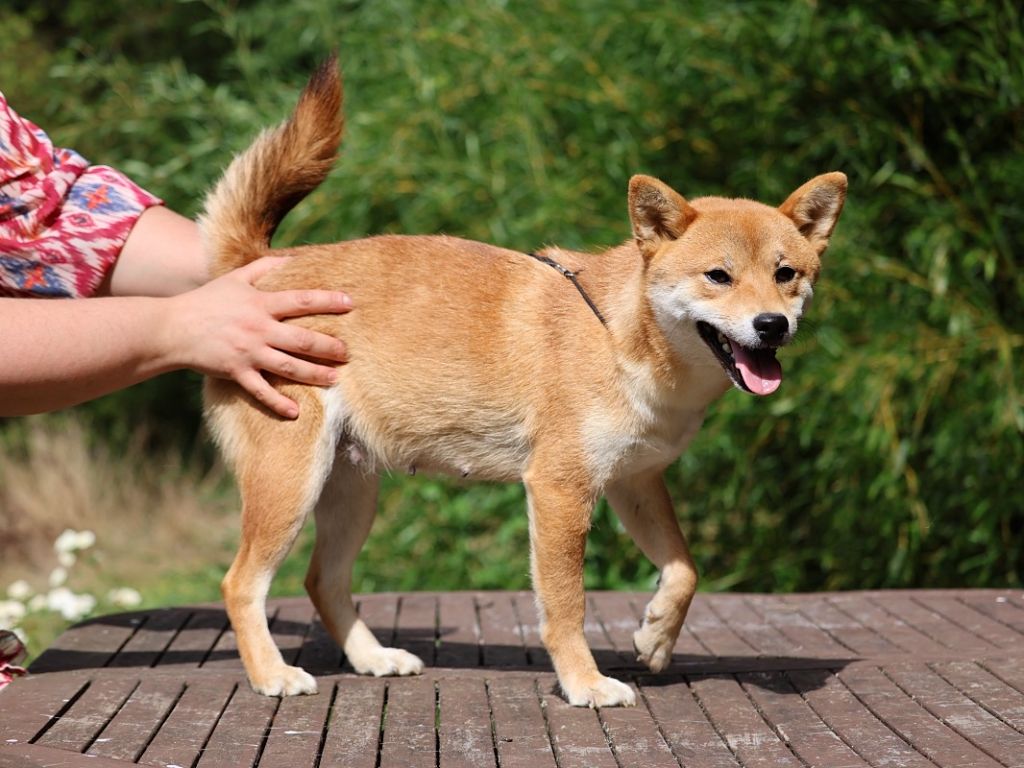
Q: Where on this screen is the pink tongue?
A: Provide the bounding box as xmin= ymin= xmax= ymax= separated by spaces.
xmin=730 ymin=341 xmax=783 ymax=395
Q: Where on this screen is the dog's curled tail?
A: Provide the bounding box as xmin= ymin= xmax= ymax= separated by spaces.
xmin=200 ymin=55 xmax=344 ymax=277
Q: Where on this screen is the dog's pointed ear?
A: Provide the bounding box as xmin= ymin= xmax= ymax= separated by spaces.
xmin=628 ymin=175 xmax=698 ymax=260
xmin=779 ymin=172 xmax=847 ymax=254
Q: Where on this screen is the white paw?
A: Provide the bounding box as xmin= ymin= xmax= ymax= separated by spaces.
xmin=350 ymin=647 xmax=425 ymax=677
xmin=633 ymin=621 xmax=676 ymax=673
xmin=250 ymin=664 xmax=318 ymax=697
xmin=563 ymin=674 xmax=636 ymax=708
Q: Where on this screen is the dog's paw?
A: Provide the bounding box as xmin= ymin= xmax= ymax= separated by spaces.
xmin=562 ymin=673 xmax=636 ymax=708
xmin=250 ymin=664 xmax=318 ymax=697
xmin=350 ymin=647 xmax=424 ymax=677
xmin=633 ymin=621 xmax=676 ymax=673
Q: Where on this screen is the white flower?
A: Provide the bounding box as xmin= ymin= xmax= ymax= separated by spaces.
xmin=57 ymin=550 xmax=77 ymax=568
xmin=54 ymin=529 xmax=96 ymax=555
xmin=5 ymin=581 xmax=32 ymax=601
xmin=46 ymin=588 xmax=96 ymax=621
xmin=54 ymin=529 xmax=79 ymax=554
xmin=45 ymin=587 xmax=74 ymax=615
xmin=48 ymin=567 xmax=68 ymax=588
xmin=27 ymin=595 xmax=47 ymax=612
xmin=0 ymin=600 xmax=26 ymax=628
xmin=107 ymin=588 xmax=142 ymax=608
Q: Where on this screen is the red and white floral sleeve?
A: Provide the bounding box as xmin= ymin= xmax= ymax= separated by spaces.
xmin=0 ymin=92 xmax=163 ymax=298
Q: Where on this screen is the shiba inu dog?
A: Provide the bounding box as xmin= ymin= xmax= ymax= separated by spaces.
xmin=202 ymin=57 xmax=845 ymax=707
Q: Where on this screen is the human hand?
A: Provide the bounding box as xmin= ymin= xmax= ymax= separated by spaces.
xmin=162 ymin=256 xmax=352 ymax=418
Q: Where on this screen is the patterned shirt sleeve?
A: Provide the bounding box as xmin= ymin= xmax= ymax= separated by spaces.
xmin=0 ymin=91 xmax=164 ymax=298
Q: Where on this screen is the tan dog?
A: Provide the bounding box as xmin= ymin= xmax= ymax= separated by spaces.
xmin=202 ymin=58 xmax=845 ymax=707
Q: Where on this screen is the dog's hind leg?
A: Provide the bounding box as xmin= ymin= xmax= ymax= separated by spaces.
xmin=221 ymin=406 xmax=329 ymax=696
xmin=305 ymin=459 xmax=424 ymax=677
xmin=605 ymin=470 xmax=698 ymax=673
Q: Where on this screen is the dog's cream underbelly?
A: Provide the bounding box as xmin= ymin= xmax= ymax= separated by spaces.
xmin=322 ymin=385 xmax=530 ymax=483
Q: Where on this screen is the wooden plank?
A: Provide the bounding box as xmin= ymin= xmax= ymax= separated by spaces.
xmin=1 ymin=741 xmax=141 ymax=768
xmin=378 ymin=677 xmax=436 ymax=768
xmin=318 ymin=678 xmax=385 ymax=768
xmin=106 ymin=608 xmax=191 ymax=668
xmin=788 ymin=668 xmax=937 ymax=768
xmin=689 ymin=673 xmax=803 ymax=768
xmin=878 ymin=596 xmax=999 ymax=653
xmin=295 ymin=614 xmax=342 ymax=674
xmin=270 ymin=600 xmax=314 ymax=666
xmin=983 ymin=657 xmax=1024 ymax=696
xmin=257 ymin=682 xmax=333 ymax=768
xmin=489 ymin=677 xmax=557 ymax=768
xmin=589 ymin=592 xmax=640 ymax=665
xmin=87 ymin=678 xmax=183 ymax=761
xmin=436 ymin=592 xmax=480 ymax=668
xmin=934 ymin=660 xmax=1024 ymax=734
xmin=710 ymin=595 xmax=798 ymax=658
xmin=758 ymin=596 xmax=856 ymax=659
xmin=740 ymin=670 xmax=869 ymax=767
xmin=827 ymin=594 xmax=948 ymax=656
xmin=957 ymin=593 xmax=1024 ymax=639
xmin=396 ymin=593 xmax=438 ymax=667
xmin=838 ymin=664 xmax=1002 ymax=768
xmin=639 ymin=676 xmax=741 ymax=768
xmin=0 ymin=673 xmax=89 ymax=744
xmin=785 ymin=595 xmax=904 ymax=657
xmin=914 ymin=594 xmax=1024 ymax=650
xmin=598 ymin=681 xmax=679 ymax=768
xmin=199 ymin=614 xmax=244 ymax=671
xmin=357 ymin=593 xmax=398 ymax=648
xmin=582 ymin=596 xmax=620 ymax=668
xmin=437 ymin=677 xmax=497 ymax=768
xmin=36 ymin=676 xmax=138 ymax=753
xmin=684 ymin=597 xmax=758 ymax=659
xmin=884 ymin=660 xmax=1024 ymax=766
xmin=30 ymin=613 xmax=142 ymax=673
xmin=476 ymin=593 xmax=528 ymax=668
xmin=157 ymin=609 xmax=228 ymax=668
xmin=512 ymin=592 xmax=552 ymax=669
xmin=138 ymin=677 xmax=236 ymax=768
xmin=195 ymin=685 xmax=279 ymax=768
xmin=543 ymin=689 xmax=618 ymax=768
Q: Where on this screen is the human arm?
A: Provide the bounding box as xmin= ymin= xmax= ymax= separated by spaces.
xmin=2 ymin=209 xmax=353 ymax=419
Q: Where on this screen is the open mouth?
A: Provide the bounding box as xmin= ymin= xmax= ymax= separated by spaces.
xmin=696 ymin=321 xmax=783 ymax=396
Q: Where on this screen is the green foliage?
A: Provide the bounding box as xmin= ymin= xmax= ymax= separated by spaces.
xmin=2 ymin=0 xmax=1021 ymax=593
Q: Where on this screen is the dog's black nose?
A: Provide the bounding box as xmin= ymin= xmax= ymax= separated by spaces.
xmin=753 ymin=313 xmax=789 ymax=345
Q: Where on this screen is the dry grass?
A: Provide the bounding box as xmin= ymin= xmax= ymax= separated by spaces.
xmin=0 ymin=416 xmax=240 ymax=651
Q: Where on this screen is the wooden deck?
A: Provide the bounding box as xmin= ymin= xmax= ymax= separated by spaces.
xmin=1 ymin=590 xmax=1023 ymax=767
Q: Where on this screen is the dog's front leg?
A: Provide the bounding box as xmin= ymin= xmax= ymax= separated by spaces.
xmin=605 ymin=470 xmax=698 ymax=673
xmin=526 ymin=469 xmax=635 ymax=708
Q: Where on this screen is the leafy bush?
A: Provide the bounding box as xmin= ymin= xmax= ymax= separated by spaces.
xmin=2 ymin=0 xmax=1020 ymax=594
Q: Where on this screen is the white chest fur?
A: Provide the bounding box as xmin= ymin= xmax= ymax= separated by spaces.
xmin=582 ymin=361 xmax=708 ymax=484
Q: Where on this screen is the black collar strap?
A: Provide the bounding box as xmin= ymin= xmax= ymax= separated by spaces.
xmin=526 ymin=252 xmax=608 ymax=327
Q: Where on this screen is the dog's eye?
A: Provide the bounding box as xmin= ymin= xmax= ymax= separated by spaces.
xmin=775 ymin=266 xmax=797 ymax=283
xmin=705 ymin=269 xmax=732 ymax=285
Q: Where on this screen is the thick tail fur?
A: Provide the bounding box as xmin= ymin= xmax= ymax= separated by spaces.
xmin=200 ymin=56 xmax=344 ymax=277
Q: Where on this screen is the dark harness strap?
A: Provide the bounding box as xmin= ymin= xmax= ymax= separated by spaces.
xmin=526 ymin=252 xmax=608 ymax=328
